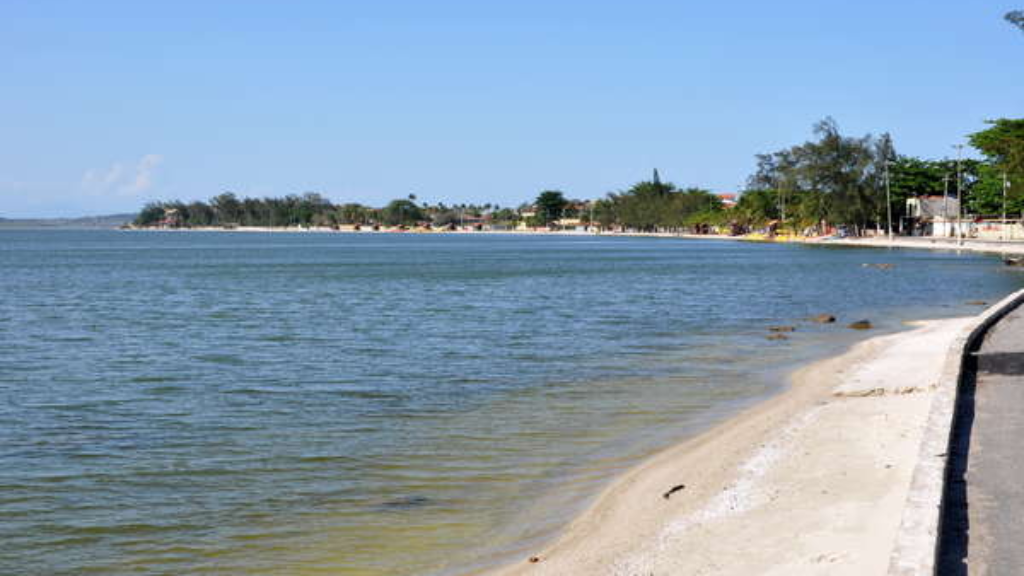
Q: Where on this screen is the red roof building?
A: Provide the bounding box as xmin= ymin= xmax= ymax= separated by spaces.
xmin=716 ymin=193 xmax=738 ymax=208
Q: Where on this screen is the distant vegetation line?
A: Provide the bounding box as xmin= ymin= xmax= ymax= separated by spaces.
xmin=134 ymin=117 xmax=1023 ymax=236
xmin=0 ymin=214 xmax=135 ymax=229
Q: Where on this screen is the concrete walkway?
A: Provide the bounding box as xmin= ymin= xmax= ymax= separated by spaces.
xmin=940 ymin=303 xmax=1024 ymax=574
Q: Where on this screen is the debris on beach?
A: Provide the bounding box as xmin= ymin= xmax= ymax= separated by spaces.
xmin=663 ymin=484 xmax=686 ymax=500
xmin=528 ymin=556 xmax=542 ymax=563
xmin=847 ymin=320 xmax=873 ymax=330
xmin=768 ymin=325 xmax=795 ymax=332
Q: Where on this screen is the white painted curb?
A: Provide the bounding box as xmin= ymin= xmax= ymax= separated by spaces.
xmin=888 ymin=287 xmax=1024 ymax=575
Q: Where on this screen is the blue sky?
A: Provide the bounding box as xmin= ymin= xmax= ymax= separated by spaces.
xmin=1 ymin=0 xmax=1021 ymax=217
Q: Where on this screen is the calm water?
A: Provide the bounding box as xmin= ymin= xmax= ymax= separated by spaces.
xmin=1 ymin=231 xmax=1021 ymax=576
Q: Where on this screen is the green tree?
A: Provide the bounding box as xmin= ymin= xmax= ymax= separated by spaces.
xmin=534 ymin=190 xmax=568 ymax=225
xmin=745 ymin=117 xmax=892 ymax=235
xmin=886 ymin=156 xmax=948 ymax=222
xmin=1007 ymin=10 xmax=1024 ymax=33
xmin=491 ymin=207 xmax=519 ymax=225
xmin=613 ymin=180 xmax=673 ymax=231
xmin=211 ymin=192 xmax=242 ymax=224
xmin=592 ymin=198 xmax=617 ymax=229
xmin=186 ymin=201 xmax=215 ymax=226
xmin=381 ymin=199 xmax=425 ymax=226
xmin=134 ymin=202 xmax=166 ymax=226
xmin=968 ymin=162 xmax=1010 ymax=215
xmin=735 ymin=189 xmax=779 ymax=228
xmin=969 ymin=118 xmax=1024 ymax=212
xmin=969 ymin=119 xmax=1024 ymax=179
xmin=336 ymin=203 xmax=371 ymax=225
xmin=591 ymin=178 xmax=725 ymax=233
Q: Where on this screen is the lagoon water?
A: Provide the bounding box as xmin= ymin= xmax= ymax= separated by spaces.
xmin=1 ymin=230 xmax=1021 ymax=576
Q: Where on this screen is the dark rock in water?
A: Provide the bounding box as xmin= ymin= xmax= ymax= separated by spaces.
xmin=378 ymin=496 xmax=432 ymax=510
xmin=848 ymin=320 xmax=873 ymax=330
xmin=966 ymin=300 xmax=988 ymax=306
xmin=862 ymin=263 xmax=895 ymax=270
xmin=767 ymin=333 xmax=789 ymax=341
xmin=810 ymin=314 xmax=837 ymax=324
xmin=768 ymin=325 xmax=796 ymax=333
xmin=1004 ymin=257 xmax=1024 ymax=267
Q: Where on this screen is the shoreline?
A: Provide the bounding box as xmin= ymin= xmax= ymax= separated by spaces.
xmin=477 ymin=316 xmax=976 ymax=575
xmin=120 ymin=226 xmax=1024 ymax=257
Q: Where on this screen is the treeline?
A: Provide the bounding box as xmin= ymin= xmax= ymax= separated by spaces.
xmin=135 ymin=193 xmax=520 ymax=229
xmin=588 ymin=178 xmax=721 ymax=232
xmin=728 ymin=117 xmax=1023 ymax=235
xmin=135 ymin=116 xmax=1022 ymax=236
xmin=579 ymin=117 xmax=1020 ymax=235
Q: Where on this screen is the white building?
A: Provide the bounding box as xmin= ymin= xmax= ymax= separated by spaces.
xmin=906 ymin=196 xmax=962 ymax=237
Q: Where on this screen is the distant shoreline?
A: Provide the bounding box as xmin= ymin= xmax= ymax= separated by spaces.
xmin=120 ymin=225 xmax=1024 ymax=257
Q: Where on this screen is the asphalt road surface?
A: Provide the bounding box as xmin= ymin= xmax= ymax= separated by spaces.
xmin=949 ymin=304 xmax=1024 ymax=574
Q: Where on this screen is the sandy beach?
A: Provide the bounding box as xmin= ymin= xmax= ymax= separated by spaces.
xmin=617 ymin=231 xmax=1024 ymax=257
xmin=483 ymin=317 xmax=974 ymax=576
xmin=127 ymin=226 xmax=1024 ymax=258
xmin=800 ymin=235 xmax=1024 ymax=257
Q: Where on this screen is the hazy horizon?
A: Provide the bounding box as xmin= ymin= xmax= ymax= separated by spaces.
xmin=2 ymin=1 xmax=1020 ymax=218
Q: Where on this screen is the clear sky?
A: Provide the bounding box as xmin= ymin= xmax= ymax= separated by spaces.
xmin=1 ymin=0 xmax=1021 ymax=217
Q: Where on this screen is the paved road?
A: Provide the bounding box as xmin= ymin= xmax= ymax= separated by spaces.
xmin=956 ymin=304 xmax=1024 ymax=574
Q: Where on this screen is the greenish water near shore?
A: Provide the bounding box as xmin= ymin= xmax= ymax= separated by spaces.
xmin=1 ymin=230 xmax=1021 ymax=575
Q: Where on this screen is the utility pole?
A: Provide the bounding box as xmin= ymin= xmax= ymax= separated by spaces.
xmin=954 ymin=144 xmax=964 ymax=246
xmin=1004 ymin=171 xmax=1010 ymax=243
xmin=885 ymin=159 xmax=893 ymax=243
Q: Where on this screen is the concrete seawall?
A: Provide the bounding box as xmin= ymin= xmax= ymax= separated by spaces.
xmin=888 ymin=288 xmax=1024 ymax=575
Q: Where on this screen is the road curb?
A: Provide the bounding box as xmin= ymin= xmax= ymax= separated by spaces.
xmin=888 ymin=288 xmax=1024 ymax=575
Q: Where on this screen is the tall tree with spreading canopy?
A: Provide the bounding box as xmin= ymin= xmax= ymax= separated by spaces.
xmin=1007 ymin=10 xmax=1024 ymax=33
xmin=380 ymin=199 xmax=425 ymax=226
xmin=970 ymin=119 xmax=1024 ymax=179
xmin=745 ymin=117 xmax=892 ymax=235
xmin=534 ymin=190 xmax=569 ymax=225
xmin=211 ymin=192 xmax=242 ymax=223
xmin=969 ymin=118 xmax=1024 ymax=213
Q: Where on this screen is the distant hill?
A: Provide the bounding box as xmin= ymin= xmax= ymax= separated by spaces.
xmin=0 ymin=213 xmax=136 ymax=229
